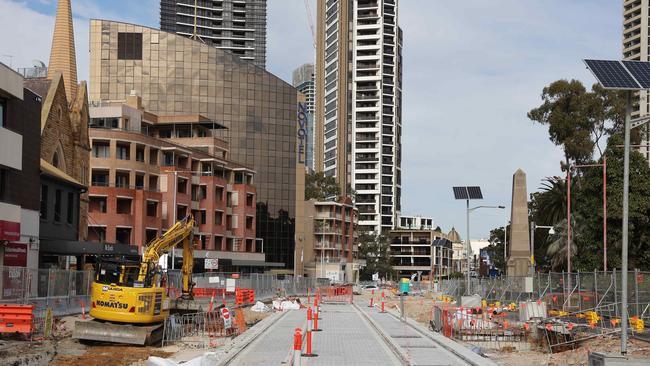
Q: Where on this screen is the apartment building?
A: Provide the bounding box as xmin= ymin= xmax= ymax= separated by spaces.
xmin=88 ymin=95 xmax=261 ymax=271
xmin=623 ymin=0 xmax=650 ymax=160
xmin=315 ymin=0 xmax=403 ymax=232
xmin=302 ymin=197 xmax=358 ymax=282
xmin=0 ymin=63 xmax=41 ymax=271
xmin=388 ymin=228 xmax=452 ymax=279
xmin=161 ymin=0 xmax=267 ymax=68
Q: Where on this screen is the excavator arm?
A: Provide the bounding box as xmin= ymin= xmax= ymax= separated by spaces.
xmin=138 ymin=215 xmax=195 ymax=297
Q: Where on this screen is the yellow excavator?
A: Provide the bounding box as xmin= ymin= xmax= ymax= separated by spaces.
xmin=73 ymin=215 xmax=195 ymax=345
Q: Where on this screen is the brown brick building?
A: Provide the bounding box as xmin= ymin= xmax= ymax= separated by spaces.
xmin=88 ymin=96 xmax=260 ymax=270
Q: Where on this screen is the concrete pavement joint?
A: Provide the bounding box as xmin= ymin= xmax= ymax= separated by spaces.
xmin=380 ymin=305 xmax=497 ymax=366
xmin=351 ymin=302 xmax=411 ymax=366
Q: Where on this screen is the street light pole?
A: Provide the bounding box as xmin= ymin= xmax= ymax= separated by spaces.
xmin=621 ymin=90 xmax=632 ymax=355
xmin=530 ymin=222 xmax=554 ymax=276
xmin=466 ymin=199 xmax=470 ymax=295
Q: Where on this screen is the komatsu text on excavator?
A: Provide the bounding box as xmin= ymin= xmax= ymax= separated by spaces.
xmin=73 ymin=215 xmax=196 ymax=345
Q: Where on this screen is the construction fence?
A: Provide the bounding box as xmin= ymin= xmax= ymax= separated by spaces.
xmin=434 ymin=270 xmax=650 ymax=352
xmin=0 ymin=266 xmax=330 ymax=317
xmin=0 ymin=266 xmax=93 ymax=317
xmin=439 ymin=270 xmax=650 ymax=320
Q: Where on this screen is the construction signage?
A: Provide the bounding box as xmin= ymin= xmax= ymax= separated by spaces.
xmin=221 ymin=307 xmax=232 ymax=329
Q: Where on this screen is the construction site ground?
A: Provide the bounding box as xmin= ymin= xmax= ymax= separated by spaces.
xmin=358 ymin=290 xmax=650 ymax=365
xmin=0 ymin=306 xmax=272 ymax=366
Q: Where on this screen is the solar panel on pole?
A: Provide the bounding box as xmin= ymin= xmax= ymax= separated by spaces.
xmin=583 ymin=60 xmax=641 ymax=90
xmin=622 ymin=61 xmax=650 ymax=89
xmin=467 ymin=186 xmax=483 ymax=200
xmin=453 ymin=187 xmax=469 ymax=200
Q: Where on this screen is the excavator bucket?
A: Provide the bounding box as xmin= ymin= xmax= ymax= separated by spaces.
xmin=73 ymin=320 xmax=163 ymax=345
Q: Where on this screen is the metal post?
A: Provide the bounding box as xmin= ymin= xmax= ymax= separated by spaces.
xmin=635 ymin=268 xmax=640 ymax=318
xmin=567 ymin=170 xmax=571 ymax=276
xmin=504 ymin=218 xmax=508 ymax=271
xmin=603 ymin=157 xmax=607 ymax=271
xmin=530 ymin=222 xmax=535 ymax=277
xmin=466 ymin=199 xmax=471 ymax=295
xmin=172 ymin=170 xmax=178 ymax=270
xmin=621 ymin=91 xmax=632 ymax=355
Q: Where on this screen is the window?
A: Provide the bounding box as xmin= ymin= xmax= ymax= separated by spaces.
xmin=146 ymin=201 xmax=158 ymax=217
xmin=135 ymin=174 xmax=144 ymax=189
xmin=52 ymin=152 xmax=60 ymax=168
xmin=246 ymin=193 xmax=254 ymax=207
xmin=215 ymin=186 xmax=223 ymax=202
xmin=54 ymin=189 xmax=62 ymax=222
xmin=199 ymin=185 xmax=207 ymax=200
xmin=214 ymin=211 xmax=223 ymax=225
xmin=200 ymin=210 xmax=206 ymax=225
xmin=115 ymin=227 xmax=131 ymax=244
xmin=116 ymin=171 xmax=130 ymax=188
xmin=136 ymin=145 xmax=145 ymax=162
xmin=177 ymin=178 xmax=187 ymax=194
xmin=148 ymin=175 xmax=158 ymax=191
xmin=0 ymin=98 xmax=5 ymax=128
xmin=92 ymin=141 xmax=110 ymax=158
xmin=149 ymin=148 xmax=158 ymax=165
xmin=67 ymin=192 xmax=74 ymax=224
xmin=89 ymin=196 xmax=107 ymax=213
xmin=40 ymin=185 xmax=48 ymax=219
xmin=91 ymin=170 xmax=109 ymax=186
xmin=116 ymin=198 xmax=132 ymax=214
xmin=117 ymin=32 xmax=142 ymax=60
xmin=246 ymin=216 xmax=253 ymax=230
xmin=116 ymin=143 xmax=130 ymax=160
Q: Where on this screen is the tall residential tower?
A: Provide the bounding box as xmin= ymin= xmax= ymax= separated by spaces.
xmin=315 ymin=0 xmax=403 ymax=232
xmin=161 ymin=0 xmax=267 ymax=68
xmin=623 ymin=0 xmax=650 ymax=160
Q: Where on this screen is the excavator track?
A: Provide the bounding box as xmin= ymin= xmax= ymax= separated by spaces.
xmin=73 ymin=320 xmax=163 ymax=346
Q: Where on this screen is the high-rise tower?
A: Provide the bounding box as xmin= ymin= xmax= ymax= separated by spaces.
xmin=47 ymin=0 xmax=78 ymax=101
xmin=623 ymin=0 xmax=650 ymax=160
xmin=315 ymin=0 xmax=402 ymax=232
xmin=160 ymin=0 xmax=267 ymax=68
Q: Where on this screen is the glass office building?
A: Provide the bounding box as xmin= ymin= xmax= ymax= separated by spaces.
xmin=89 ymin=20 xmax=297 ymax=268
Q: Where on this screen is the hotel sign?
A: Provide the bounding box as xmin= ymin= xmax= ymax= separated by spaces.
xmin=297 ymin=102 xmax=308 ymax=164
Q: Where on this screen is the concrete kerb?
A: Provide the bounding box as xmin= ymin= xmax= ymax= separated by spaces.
xmin=380 ymin=305 xmax=498 ymax=366
xmin=215 ymin=309 xmax=290 ymax=366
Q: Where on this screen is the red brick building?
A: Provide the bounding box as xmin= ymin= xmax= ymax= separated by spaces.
xmin=88 ymin=95 xmax=259 ymax=270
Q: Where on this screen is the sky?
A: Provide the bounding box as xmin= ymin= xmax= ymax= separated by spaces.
xmin=0 ymin=0 xmax=622 ymax=240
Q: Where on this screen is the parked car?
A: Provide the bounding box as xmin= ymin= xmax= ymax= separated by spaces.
xmin=363 ymin=284 xmax=379 ymax=291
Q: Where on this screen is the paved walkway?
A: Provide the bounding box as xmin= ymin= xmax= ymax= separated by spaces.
xmin=222 ymin=299 xmax=493 ymax=366
xmin=226 ymin=308 xmax=306 ymax=366
xmin=304 ymin=303 xmax=402 ymax=365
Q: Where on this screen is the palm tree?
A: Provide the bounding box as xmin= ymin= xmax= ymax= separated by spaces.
xmin=534 ymin=176 xmax=568 ymax=226
xmin=545 ymin=217 xmax=579 ymax=271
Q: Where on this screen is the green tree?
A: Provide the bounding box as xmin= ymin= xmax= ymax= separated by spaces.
xmin=531 ymin=176 xmax=568 ymax=226
xmin=357 ymin=231 xmax=394 ymax=280
xmin=528 ymin=80 xmax=628 ymax=169
xmin=305 ymin=172 xmax=340 ymax=200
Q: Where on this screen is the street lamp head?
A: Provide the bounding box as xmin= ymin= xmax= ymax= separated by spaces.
xmin=548 ymin=227 xmax=555 ymax=235
xmin=498 ymin=206 xmax=506 ymax=209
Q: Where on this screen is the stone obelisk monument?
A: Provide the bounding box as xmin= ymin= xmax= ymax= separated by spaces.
xmin=507 ymin=169 xmax=531 ymax=277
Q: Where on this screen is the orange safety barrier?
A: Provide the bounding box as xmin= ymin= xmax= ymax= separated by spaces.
xmin=235 ymin=288 xmax=245 ymax=305
xmin=0 ymin=304 xmax=34 ymax=334
xmin=247 ymin=289 xmax=255 ymax=304
xmin=320 ymin=285 xmax=353 ymax=304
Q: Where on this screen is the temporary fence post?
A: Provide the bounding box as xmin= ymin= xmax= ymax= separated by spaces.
xmin=613 ymin=269 xmax=619 ymax=318
xmin=369 ymin=289 xmax=374 ymax=307
xmin=635 ymin=268 xmax=640 ymax=318
xmin=308 ymin=288 xmax=311 ymax=305
xmin=209 ymin=294 xmax=214 ymax=312
xmin=303 ymin=307 xmax=317 ymax=357
xmin=293 ymin=328 xmax=302 ymax=366
xmin=380 ymin=291 xmax=386 ymax=313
